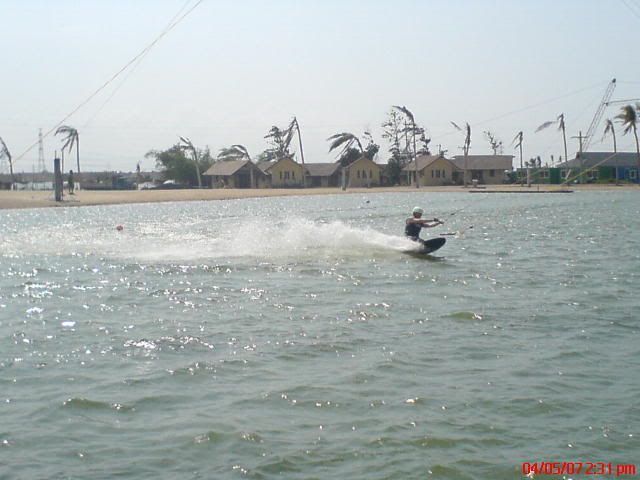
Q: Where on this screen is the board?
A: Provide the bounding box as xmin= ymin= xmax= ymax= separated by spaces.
xmin=406 ymin=237 xmax=446 ymax=255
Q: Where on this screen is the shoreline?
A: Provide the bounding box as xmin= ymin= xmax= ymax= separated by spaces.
xmin=0 ymin=184 xmax=636 ymax=210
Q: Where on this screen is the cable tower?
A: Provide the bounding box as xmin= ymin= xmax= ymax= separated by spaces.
xmin=583 ymin=78 xmax=616 ymax=152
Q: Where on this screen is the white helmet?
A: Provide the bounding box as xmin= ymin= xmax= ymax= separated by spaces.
xmin=412 ymin=206 xmax=423 ymax=215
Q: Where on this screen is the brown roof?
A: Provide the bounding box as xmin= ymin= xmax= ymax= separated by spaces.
xmin=403 ymin=154 xmax=457 ymax=172
xmin=305 ymin=163 xmax=341 ymax=177
xmin=203 ymin=160 xmax=252 ymax=176
xmin=451 ymin=155 xmax=514 ymax=170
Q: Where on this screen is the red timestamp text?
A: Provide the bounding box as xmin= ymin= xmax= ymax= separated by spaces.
xmin=522 ymin=461 xmax=637 ymax=477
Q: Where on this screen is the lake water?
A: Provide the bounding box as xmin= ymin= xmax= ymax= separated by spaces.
xmin=1 ymin=191 xmax=638 ymax=479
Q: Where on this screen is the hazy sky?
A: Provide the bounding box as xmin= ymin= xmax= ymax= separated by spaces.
xmin=2 ymin=0 xmax=640 ymax=172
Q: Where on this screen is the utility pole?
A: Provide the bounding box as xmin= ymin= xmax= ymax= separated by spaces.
xmin=572 ymin=131 xmax=588 ymax=183
xmin=292 ymin=117 xmax=306 ymax=188
xmin=38 ymin=129 xmax=46 ymax=172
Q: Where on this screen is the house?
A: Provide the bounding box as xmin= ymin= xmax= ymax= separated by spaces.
xmin=344 ymin=156 xmax=382 ymax=187
xmin=402 ymin=154 xmax=458 ymax=186
xmin=203 ymin=160 xmax=269 ymax=188
xmin=305 ymin=163 xmax=341 ymax=187
xmin=262 ymin=156 xmax=305 ymax=187
xmin=557 ymin=152 xmax=639 ymax=183
xmin=451 ymin=155 xmax=513 ymax=184
xmin=0 ymin=174 xmax=14 ymax=190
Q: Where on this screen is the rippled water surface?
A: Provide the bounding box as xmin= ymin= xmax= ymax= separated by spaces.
xmin=1 ymin=191 xmax=638 ymax=479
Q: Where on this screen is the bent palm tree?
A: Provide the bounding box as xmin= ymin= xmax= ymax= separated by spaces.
xmin=603 ymin=119 xmax=619 ymax=184
xmin=603 ymin=119 xmax=617 ymax=152
xmin=218 ymin=144 xmax=251 ymax=162
xmin=616 ymin=104 xmax=640 ymax=178
xmin=536 ymin=114 xmax=567 ymax=172
xmin=0 ymin=136 xmax=14 ymax=187
xmin=327 ymin=132 xmax=364 ymax=158
xmin=179 ymin=136 xmax=202 ymax=188
xmin=55 ymin=126 xmax=80 ymax=174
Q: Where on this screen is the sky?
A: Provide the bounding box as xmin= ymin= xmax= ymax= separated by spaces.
xmin=2 ymin=0 xmax=640 ymax=173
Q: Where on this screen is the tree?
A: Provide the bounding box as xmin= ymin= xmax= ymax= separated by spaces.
xmin=535 ymin=113 xmax=567 ymax=174
xmin=179 ymin=136 xmax=204 ymax=188
xmin=417 ymin=131 xmax=431 ymax=156
xmin=382 ymin=110 xmax=409 ymax=185
xmin=603 ymin=119 xmax=619 ymax=184
xmin=218 ymin=144 xmax=251 ymax=162
xmin=512 ymin=131 xmax=524 ymax=185
xmin=327 ymin=131 xmax=379 ymax=167
xmin=615 ymin=104 xmax=640 ymax=175
xmin=255 ymin=149 xmax=277 ymax=164
xmin=603 ymin=119 xmax=617 ymax=153
xmin=146 ymin=143 xmax=213 ymax=187
xmin=0 ymin=136 xmax=14 ymax=187
xmin=452 ymin=121 xmax=471 ymax=186
xmin=264 ymin=125 xmax=294 ymax=160
xmin=393 ymin=105 xmax=420 ymax=188
xmin=484 ymin=130 xmax=503 ymax=155
xmin=55 ymin=125 xmax=80 ymax=174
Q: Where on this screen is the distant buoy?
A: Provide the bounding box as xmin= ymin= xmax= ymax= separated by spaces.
xmin=116 ymin=225 xmax=124 ymax=231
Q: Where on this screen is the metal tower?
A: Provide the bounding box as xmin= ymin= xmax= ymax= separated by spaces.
xmin=583 ymin=78 xmax=616 ymax=152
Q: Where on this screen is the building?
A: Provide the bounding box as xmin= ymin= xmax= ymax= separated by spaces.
xmin=402 ymin=154 xmax=458 ymax=186
xmin=203 ymin=160 xmax=269 ymax=188
xmin=305 ymin=163 xmax=341 ymax=187
xmin=262 ymin=157 xmax=305 ymax=187
xmin=344 ymin=156 xmax=382 ymax=187
xmin=557 ymin=151 xmax=639 ymax=183
xmin=451 ymin=155 xmax=513 ymax=184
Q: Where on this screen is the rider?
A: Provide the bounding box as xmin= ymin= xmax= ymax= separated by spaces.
xmin=405 ymin=206 xmax=443 ymax=243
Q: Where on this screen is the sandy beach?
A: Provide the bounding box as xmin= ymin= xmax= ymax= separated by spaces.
xmin=0 ymin=184 xmax=636 ymax=210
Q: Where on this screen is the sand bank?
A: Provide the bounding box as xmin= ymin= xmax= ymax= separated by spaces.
xmin=0 ymin=184 xmax=635 ymax=210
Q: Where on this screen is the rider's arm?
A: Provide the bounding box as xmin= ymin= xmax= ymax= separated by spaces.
xmin=421 ymin=218 xmax=444 ymax=228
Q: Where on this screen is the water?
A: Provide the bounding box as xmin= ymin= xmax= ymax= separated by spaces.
xmin=1 ymin=191 xmax=638 ymax=479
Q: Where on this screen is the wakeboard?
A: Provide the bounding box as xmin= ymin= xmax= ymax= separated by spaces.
xmin=407 ymin=237 xmax=446 ymax=255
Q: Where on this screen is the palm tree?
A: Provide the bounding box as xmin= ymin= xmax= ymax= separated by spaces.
xmin=0 ymin=136 xmax=15 ymax=187
xmin=512 ymin=131 xmax=524 ymax=185
xmin=603 ymin=119 xmax=619 ymax=185
xmin=327 ymin=132 xmax=364 ymax=158
xmin=452 ymin=121 xmax=471 ymax=186
xmin=603 ymin=119 xmax=617 ymax=153
xmin=218 ymin=144 xmax=251 ymax=162
xmin=615 ymin=104 xmax=640 ymax=178
xmin=536 ymin=113 xmax=568 ymax=173
xmin=55 ymin=126 xmax=80 ymax=174
xmin=393 ymin=106 xmax=419 ymax=188
xmin=179 ymin=136 xmax=202 ymax=188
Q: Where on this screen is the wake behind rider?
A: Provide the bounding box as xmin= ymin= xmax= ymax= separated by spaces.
xmin=405 ymin=206 xmax=443 ymax=243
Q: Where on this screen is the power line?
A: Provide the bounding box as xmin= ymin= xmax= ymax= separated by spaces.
xmin=432 ymin=81 xmax=609 ymax=140
xmin=620 ymin=0 xmax=640 ymax=21
xmin=82 ymin=0 xmax=195 ymax=130
xmin=13 ymin=0 xmax=204 ymax=167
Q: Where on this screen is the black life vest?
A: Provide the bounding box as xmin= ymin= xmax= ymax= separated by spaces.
xmin=405 ymin=222 xmax=421 ymax=239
